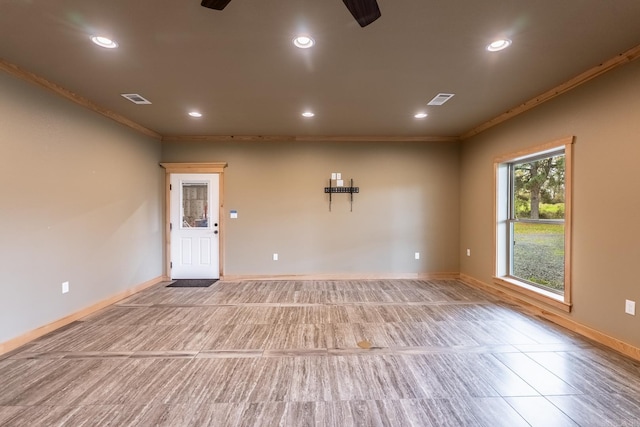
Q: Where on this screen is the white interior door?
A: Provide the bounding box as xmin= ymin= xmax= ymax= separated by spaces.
xmin=170 ymin=174 xmax=220 ymax=279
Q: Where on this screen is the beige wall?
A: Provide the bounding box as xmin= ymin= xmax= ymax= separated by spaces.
xmin=162 ymin=141 xmax=461 ymax=276
xmin=0 ymin=72 xmax=164 ymax=344
xmin=460 ymin=59 xmax=640 ymax=347
xmin=4 ymin=47 xmax=638 ymax=353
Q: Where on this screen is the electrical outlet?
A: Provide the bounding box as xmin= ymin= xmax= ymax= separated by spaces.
xmin=466 ymin=249 xmax=471 ymax=257
xmin=273 ymin=253 xmax=278 ymax=261
xmin=414 ymin=252 xmax=420 ymax=260
xmin=625 ymin=300 xmax=636 ymax=316
xmin=62 ymin=281 xmax=69 ymax=294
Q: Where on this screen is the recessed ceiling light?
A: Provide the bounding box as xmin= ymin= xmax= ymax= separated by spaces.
xmin=188 ymin=111 xmax=203 ymax=118
xmin=414 ymin=112 xmax=428 ymax=119
xmin=293 ymin=35 xmax=315 ymax=49
xmin=302 ymin=111 xmax=315 ymax=118
xmin=91 ymin=35 xmax=118 ymax=49
xmin=487 ymin=38 xmax=512 ymax=52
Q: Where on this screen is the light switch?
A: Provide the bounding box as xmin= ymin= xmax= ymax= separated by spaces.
xmin=625 ymin=300 xmax=636 ymax=315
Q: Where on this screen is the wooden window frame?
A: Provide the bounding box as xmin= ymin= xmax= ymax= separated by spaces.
xmin=493 ymin=136 xmax=574 ymax=312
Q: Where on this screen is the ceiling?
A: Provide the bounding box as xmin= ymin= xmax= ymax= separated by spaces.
xmin=2 ymin=0 xmax=640 ymax=140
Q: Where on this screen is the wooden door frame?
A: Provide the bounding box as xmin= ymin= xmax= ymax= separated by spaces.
xmin=160 ymin=162 xmax=228 ymax=280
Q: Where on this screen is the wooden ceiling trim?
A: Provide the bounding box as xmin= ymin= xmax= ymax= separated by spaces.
xmin=461 ymin=43 xmax=640 ymax=140
xmin=8 ymin=39 xmax=638 ymax=145
xmin=159 ymin=162 xmax=228 ymax=174
xmin=161 ymin=135 xmax=460 ymax=143
xmin=162 ymin=135 xmax=296 ymax=143
xmin=0 ymin=58 xmax=162 ymax=140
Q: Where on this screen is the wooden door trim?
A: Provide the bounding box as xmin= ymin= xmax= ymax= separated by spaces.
xmin=160 ymin=163 xmax=228 ymax=279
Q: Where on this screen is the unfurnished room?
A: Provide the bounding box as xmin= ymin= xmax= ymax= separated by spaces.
xmin=1 ymin=1 xmax=640 ymax=426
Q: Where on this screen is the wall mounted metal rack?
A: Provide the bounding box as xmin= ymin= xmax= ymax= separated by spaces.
xmin=324 ymin=178 xmax=359 ymax=212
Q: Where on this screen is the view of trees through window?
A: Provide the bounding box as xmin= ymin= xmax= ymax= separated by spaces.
xmin=510 ymin=153 xmax=565 ymax=293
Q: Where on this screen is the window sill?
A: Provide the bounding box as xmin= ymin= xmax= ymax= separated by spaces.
xmin=493 ymin=276 xmax=572 ymax=312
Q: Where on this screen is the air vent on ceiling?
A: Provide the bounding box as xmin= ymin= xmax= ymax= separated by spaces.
xmin=121 ymin=93 xmax=152 ymax=105
xmin=427 ymin=93 xmax=455 ymax=106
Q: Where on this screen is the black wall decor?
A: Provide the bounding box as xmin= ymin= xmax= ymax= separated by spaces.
xmin=324 ymin=178 xmax=359 ymax=211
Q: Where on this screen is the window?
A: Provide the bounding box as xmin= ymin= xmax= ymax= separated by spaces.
xmin=181 ymin=182 xmax=209 ymax=228
xmin=494 ymin=136 xmax=573 ymax=311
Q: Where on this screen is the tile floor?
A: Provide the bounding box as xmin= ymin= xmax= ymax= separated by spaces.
xmin=1 ymin=279 xmax=639 ymax=426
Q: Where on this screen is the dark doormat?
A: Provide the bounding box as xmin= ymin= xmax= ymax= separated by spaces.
xmin=167 ymin=279 xmax=218 ymax=288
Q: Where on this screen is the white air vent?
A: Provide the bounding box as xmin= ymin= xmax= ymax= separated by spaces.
xmin=121 ymin=93 xmax=152 ymax=105
xmin=427 ymin=93 xmax=455 ymax=106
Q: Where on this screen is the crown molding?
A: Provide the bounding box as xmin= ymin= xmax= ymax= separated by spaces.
xmin=462 ymin=43 xmax=640 ymax=140
xmin=5 ymin=41 xmax=640 ymax=144
xmin=0 ymin=58 xmax=161 ymax=140
xmin=161 ymin=135 xmax=460 ymax=143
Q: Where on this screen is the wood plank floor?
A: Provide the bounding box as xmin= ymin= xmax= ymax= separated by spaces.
xmin=1 ymin=279 xmax=639 ymax=426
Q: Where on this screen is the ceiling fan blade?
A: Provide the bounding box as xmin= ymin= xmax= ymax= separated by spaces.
xmin=342 ymin=0 xmax=381 ymax=27
xmin=201 ymin=0 xmax=232 ymax=11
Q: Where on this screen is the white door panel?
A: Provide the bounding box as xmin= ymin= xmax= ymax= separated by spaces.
xmin=170 ymin=174 xmax=219 ymax=279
